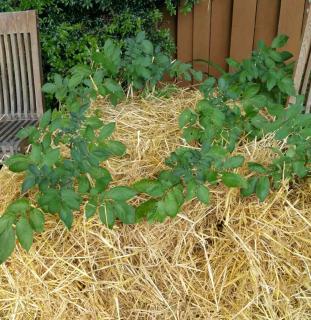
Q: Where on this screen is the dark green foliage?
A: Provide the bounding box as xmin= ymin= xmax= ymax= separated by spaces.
xmin=0 ymin=0 xmax=199 ymax=81
xmin=1 ymin=35 xmax=310 ymax=264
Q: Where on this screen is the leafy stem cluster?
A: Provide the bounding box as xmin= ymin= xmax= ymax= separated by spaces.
xmin=0 ymin=35 xmax=310 ymax=264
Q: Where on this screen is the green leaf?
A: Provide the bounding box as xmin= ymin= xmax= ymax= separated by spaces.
xmin=6 ymin=198 xmax=30 ymax=214
xmin=114 ymin=202 xmax=136 ymax=224
xmin=164 ymin=190 xmax=179 ymax=217
xmin=135 ymin=199 xmax=157 ymax=221
xmin=223 ymin=156 xmax=245 ymax=169
xmin=277 ymin=78 xmax=295 ymax=96
xmin=243 ymin=84 xmax=260 ymax=99
xmin=61 ymin=189 xmax=82 ymax=210
xmin=222 ymin=173 xmax=247 ymax=188
xmin=85 ymin=202 xmax=97 ymax=219
xmin=226 ymin=58 xmax=240 ymax=69
xmin=21 ymin=175 xmax=36 ymax=193
xmin=241 ymin=176 xmax=258 ymax=197
xmin=30 ymin=144 xmax=42 ymax=163
xmin=42 ymin=83 xmax=56 ymax=94
xmin=105 ymin=141 xmax=126 ymax=156
xmin=133 ymin=179 xmax=165 ymax=197
xmin=43 ymin=148 xmax=60 ymax=167
xmin=16 ymin=126 xmax=36 ymax=139
xmin=5 ymin=154 xmax=32 ymax=172
xmin=39 ymin=110 xmax=52 ymax=129
xmin=0 ymin=214 xmax=15 ymax=234
xmin=99 ymin=203 xmax=116 ymax=228
xmin=77 ymin=176 xmax=90 ymax=193
xmin=256 ymin=176 xmax=270 ymax=202
xmin=293 ymin=161 xmax=308 ymax=178
xmin=248 ymin=162 xmax=267 ymax=174
xmin=98 ymin=122 xmax=116 ymax=142
xmin=179 ymin=108 xmax=196 ymax=128
xmin=105 ymin=186 xmax=137 ymax=201
xmin=271 ymin=34 xmax=288 ymax=49
xmin=16 ymin=217 xmax=33 ymax=251
xmin=197 ymin=184 xmax=210 ymax=204
xmin=29 ymin=208 xmax=45 ymax=233
xmin=59 ymin=207 xmax=74 ymax=230
xmin=0 ymin=226 xmax=15 ymax=264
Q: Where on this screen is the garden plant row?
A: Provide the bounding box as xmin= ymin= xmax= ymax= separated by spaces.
xmin=0 ymin=34 xmax=310 ymax=264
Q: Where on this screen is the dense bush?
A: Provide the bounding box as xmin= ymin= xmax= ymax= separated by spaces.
xmin=0 ymin=0 xmax=199 ymax=80
xmin=1 ymin=35 xmax=310 ymax=264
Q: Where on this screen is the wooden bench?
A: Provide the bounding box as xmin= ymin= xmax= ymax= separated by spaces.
xmin=0 ymin=10 xmax=43 ymax=161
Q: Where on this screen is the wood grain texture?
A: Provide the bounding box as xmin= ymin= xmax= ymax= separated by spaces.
xmin=0 ymin=10 xmax=43 ymax=118
xmin=253 ymin=0 xmax=280 ymax=48
xmin=230 ymin=0 xmax=257 ymax=66
xmin=209 ymin=0 xmax=233 ymax=77
xmin=177 ymin=2 xmax=194 ymax=85
xmin=193 ymin=0 xmax=211 ymax=75
xmin=278 ymin=0 xmax=306 ymax=60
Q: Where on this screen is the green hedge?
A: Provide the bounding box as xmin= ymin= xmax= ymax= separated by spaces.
xmin=0 ymin=0 xmax=199 ymax=80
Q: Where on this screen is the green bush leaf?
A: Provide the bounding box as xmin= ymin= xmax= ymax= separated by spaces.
xmin=223 ymin=156 xmax=245 ymax=169
xmin=0 ymin=227 xmax=15 ymax=264
xmin=271 ymin=34 xmax=288 ymax=49
xmin=85 ymin=202 xmax=97 ymax=219
xmin=105 ymin=186 xmax=137 ymax=201
xmin=99 ymin=203 xmax=116 ymax=228
xmin=164 ymin=190 xmax=179 ymax=217
xmin=241 ymin=176 xmax=258 ymax=197
xmin=21 ymin=175 xmax=36 ymax=193
xmin=256 ymin=176 xmax=270 ymax=202
xmin=133 ymin=179 xmax=165 ymax=197
xmin=61 ymin=189 xmax=82 ymax=210
xmin=43 ymin=149 xmax=60 ymax=167
xmin=39 ymin=110 xmax=52 ymax=129
xmin=7 ymin=198 xmax=30 ymax=214
xmin=293 ymin=161 xmax=308 ymax=178
xmin=248 ymin=162 xmax=267 ymax=174
xmin=16 ymin=217 xmax=33 ymax=252
xmin=135 ymin=199 xmax=157 ymax=221
xmin=114 ymin=202 xmax=136 ymax=224
xmin=29 ymin=208 xmax=45 ymax=233
xmin=197 ymin=184 xmax=210 ymax=204
xmin=98 ymin=122 xmax=116 ymax=141
xmin=222 ymin=173 xmax=247 ymax=188
xmin=105 ymin=141 xmax=126 ymax=156
xmin=179 ymin=108 xmax=195 ymax=128
xmin=77 ymin=176 xmax=90 ymax=193
xmin=5 ymin=154 xmax=32 ymax=172
xmin=0 ymin=214 xmax=15 ymax=234
xmin=59 ymin=207 xmax=74 ymax=230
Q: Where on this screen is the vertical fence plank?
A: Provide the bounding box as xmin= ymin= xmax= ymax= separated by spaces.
xmin=193 ymin=0 xmax=211 ymax=76
xmin=278 ymin=0 xmax=305 ymax=60
xmin=177 ymin=6 xmax=193 ymax=64
xmin=209 ymin=0 xmax=233 ymax=77
xmin=230 ymin=0 xmax=257 ymax=66
xmin=177 ymin=2 xmax=193 ymax=85
xmin=253 ymin=0 xmax=280 ymax=48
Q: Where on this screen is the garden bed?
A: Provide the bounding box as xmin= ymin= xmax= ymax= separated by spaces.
xmin=0 ymin=89 xmax=310 ymax=319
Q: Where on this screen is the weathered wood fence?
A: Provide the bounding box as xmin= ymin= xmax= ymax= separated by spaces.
xmin=164 ymin=0 xmax=310 ymax=77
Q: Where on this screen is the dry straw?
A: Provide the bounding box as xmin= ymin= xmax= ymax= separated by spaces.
xmin=0 ymin=88 xmax=310 ymax=319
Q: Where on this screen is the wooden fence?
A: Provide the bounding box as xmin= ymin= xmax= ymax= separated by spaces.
xmin=165 ymin=0 xmax=310 ymax=78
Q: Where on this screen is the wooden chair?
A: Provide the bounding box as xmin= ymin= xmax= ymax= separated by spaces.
xmin=0 ymin=10 xmax=43 ymax=160
xmin=292 ymin=7 xmax=311 ymax=113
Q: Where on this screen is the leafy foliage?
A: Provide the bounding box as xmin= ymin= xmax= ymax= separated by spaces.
xmin=0 ymin=0 xmax=199 ymax=81
xmin=1 ymin=35 xmax=310 ymax=264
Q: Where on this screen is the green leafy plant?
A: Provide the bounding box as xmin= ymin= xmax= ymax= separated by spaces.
xmin=1 ymin=35 xmax=310 ymax=264
xmin=1 ymin=0 xmax=199 ymax=80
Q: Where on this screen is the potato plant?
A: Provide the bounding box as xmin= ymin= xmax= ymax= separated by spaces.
xmin=0 ymin=35 xmax=310 ymax=263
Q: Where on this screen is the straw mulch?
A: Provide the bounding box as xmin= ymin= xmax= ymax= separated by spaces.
xmin=0 ymin=88 xmax=310 ymax=319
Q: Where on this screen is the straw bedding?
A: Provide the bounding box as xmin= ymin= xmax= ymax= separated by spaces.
xmin=0 ymin=88 xmax=310 ymax=319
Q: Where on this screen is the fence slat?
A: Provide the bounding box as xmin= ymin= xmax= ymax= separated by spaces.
xmin=253 ymin=0 xmax=280 ymax=48
xmin=209 ymin=0 xmax=233 ymax=77
xmin=230 ymin=0 xmax=257 ymax=65
xmin=278 ymin=0 xmax=305 ymax=60
xmin=193 ymin=0 xmax=211 ymax=76
xmin=177 ymin=3 xmax=193 ymax=85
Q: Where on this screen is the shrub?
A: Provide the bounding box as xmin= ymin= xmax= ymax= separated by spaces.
xmin=1 ymin=35 xmax=310 ymax=264
xmin=0 ymin=0 xmax=199 ymax=80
